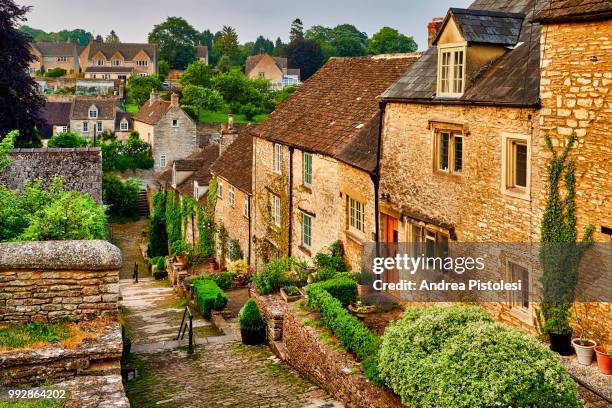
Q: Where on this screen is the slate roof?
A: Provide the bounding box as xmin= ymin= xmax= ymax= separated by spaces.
xmin=210 ymin=128 xmax=254 ymax=194
xmin=383 ymin=0 xmax=547 ymax=106
xmin=85 ymin=66 xmax=134 ymax=73
xmin=252 ymin=54 xmax=420 ymax=173
xmin=115 ymin=110 xmax=133 ymax=131
xmin=245 ymin=54 xmax=288 ymax=76
xmin=85 ymin=42 xmax=157 ymax=60
xmin=533 ymin=0 xmax=612 ymax=22
xmin=336 ymin=113 xmax=380 ymax=174
xmin=70 ymin=98 xmax=118 ymax=120
xmin=133 ymin=100 xmax=171 ymax=125
xmin=31 ymin=42 xmax=82 ymax=57
xmin=41 ymin=102 xmax=72 ymax=125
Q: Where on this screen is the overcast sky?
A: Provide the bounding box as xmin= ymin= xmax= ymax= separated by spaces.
xmin=17 ymin=0 xmax=472 ymax=51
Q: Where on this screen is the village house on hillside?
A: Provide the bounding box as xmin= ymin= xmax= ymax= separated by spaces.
xmin=134 ymin=91 xmax=197 ymax=172
xmin=69 ymin=97 xmax=132 ymax=140
xmin=28 ymin=41 xmax=83 ymax=76
xmin=250 ymin=54 xmax=420 ymax=271
xmin=245 ymin=54 xmax=301 ymax=89
xmin=80 ymin=42 xmax=158 ymax=79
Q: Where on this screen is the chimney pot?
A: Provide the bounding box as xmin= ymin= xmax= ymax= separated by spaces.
xmin=428 ymin=17 xmax=444 ymax=48
xmin=170 ymin=92 xmax=179 ymax=107
xmin=227 ymin=114 xmax=234 ymax=130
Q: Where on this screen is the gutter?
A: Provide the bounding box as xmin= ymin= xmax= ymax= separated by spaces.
xmin=381 ymin=97 xmax=541 ymax=109
xmin=288 ymin=146 xmax=294 ymax=257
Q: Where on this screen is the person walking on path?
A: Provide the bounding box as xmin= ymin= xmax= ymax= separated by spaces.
xmin=133 ymin=262 xmax=139 ymax=283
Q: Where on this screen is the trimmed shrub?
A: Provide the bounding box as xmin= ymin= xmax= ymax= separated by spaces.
xmin=48 ymin=132 xmax=87 ymax=148
xmin=379 ymin=306 xmax=581 ymax=408
xmin=315 ymin=276 xmax=357 ymax=307
xmin=194 ymin=279 xmax=228 ymax=319
xmin=45 ymin=67 xmax=67 ymax=78
xmin=239 ymin=299 xmax=264 ymax=330
xmin=254 ymin=257 xmax=292 ymax=295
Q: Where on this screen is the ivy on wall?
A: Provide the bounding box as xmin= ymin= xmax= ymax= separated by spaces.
xmin=165 ymin=189 xmax=182 ymax=252
xmin=255 ymin=173 xmax=291 ymax=259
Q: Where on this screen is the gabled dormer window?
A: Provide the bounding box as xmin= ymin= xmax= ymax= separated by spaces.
xmin=437 ymin=44 xmax=466 ymax=97
xmin=88 ymin=105 xmax=98 ymax=119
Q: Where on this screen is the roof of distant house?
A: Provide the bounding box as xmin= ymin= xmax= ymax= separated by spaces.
xmin=383 ymin=0 xmax=545 ymax=106
xmin=210 ymin=128 xmax=254 ymax=194
xmin=31 ymin=41 xmax=83 ymax=56
xmin=251 ymin=54 xmax=420 ymax=174
xmin=70 ymin=98 xmax=118 ymax=120
xmin=85 ymin=42 xmax=157 ymax=60
xmin=533 ymin=0 xmax=612 ymax=22
xmin=85 ymin=66 xmax=134 ymax=73
xmin=115 ymin=110 xmax=132 ymax=130
xmin=245 ymin=54 xmax=288 ymax=76
xmin=41 ymin=101 xmax=72 ymax=126
xmin=196 ymin=45 xmax=209 ymax=58
xmin=133 ymin=100 xmax=171 ymax=125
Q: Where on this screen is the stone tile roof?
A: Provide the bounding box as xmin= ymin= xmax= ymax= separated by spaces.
xmin=194 ymin=144 xmax=221 ymax=186
xmin=251 ymin=54 xmax=420 ymax=172
xmin=70 ymin=98 xmax=118 ymax=120
xmin=383 ymin=0 xmax=546 ymax=106
xmin=533 ymin=0 xmax=612 ymax=22
xmin=115 ymin=110 xmax=132 ymax=131
xmin=86 ymin=42 xmax=157 ymax=60
xmin=133 ymin=100 xmax=171 ymax=125
xmin=336 ymin=113 xmax=380 ymax=175
xmin=31 ymin=42 xmax=83 ymax=57
xmin=175 ymin=159 xmax=202 ymax=171
xmin=157 ymin=144 xmax=221 ymax=197
xmin=245 ymin=54 xmax=287 ymax=76
xmin=85 ymin=66 xmax=134 ymax=73
xmin=196 ymin=45 xmax=209 ymax=58
xmin=434 ymin=8 xmax=525 ymax=46
xmin=210 ymin=130 xmax=254 ymax=194
xmin=41 ymin=102 xmax=72 ymax=125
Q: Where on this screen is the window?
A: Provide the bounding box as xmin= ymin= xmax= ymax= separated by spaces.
xmin=437 ymin=46 xmax=465 ymax=97
xmin=273 ymin=144 xmax=282 ymax=174
xmin=137 ymin=73 xmax=148 ymax=77
xmin=58 ymin=126 xmax=68 ymax=133
xmin=410 ymin=223 xmax=450 ymax=265
xmin=302 ymin=212 xmax=312 ymax=249
xmin=502 ymin=133 xmax=530 ymax=199
xmin=136 ymin=60 xmax=148 ymax=67
xmin=57 ymin=56 xmax=68 ymax=62
xmin=120 ymin=120 xmax=129 ymax=131
xmin=507 ymin=261 xmax=530 ymax=311
xmin=303 ymin=151 xmax=312 ymax=187
xmin=348 ymin=197 xmax=364 ymax=233
xmin=88 ymin=106 xmax=98 ymax=119
xmin=258 ymin=72 xmax=265 ymax=78
xmin=435 ymin=131 xmax=462 ymax=174
xmin=96 ymin=121 xmax=103 ymax=132
xmin=160 ymin=155 xmax=167 ymax=168
xmin=228 ymin=186 xmax=235 ymax=206
xmin=112 ymin=59 xmax=121 ymax=66
xmin=95 ymin=59 xmax=104 ymax=66
xmin=82 ymin=122 xmax=89 ymax=132
xmin=243 ymin=198 xmax=250 ymax=218
xmin=217 ymin=180 xmax=224 ymax=198
xmin=194 ymin=182 xmax=199 ymax=198
xmin=102 ymin=74 xmax=111 ymax=80
xmin=272 ymin=194 xmax=281 ymax=227
xmin=172 ymin=119 xmax=178 ymax=128
xmin=509 ymin=141 xmax=527 ymax=188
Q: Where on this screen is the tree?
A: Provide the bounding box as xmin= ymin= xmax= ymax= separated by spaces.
xmin=289 ymin=18 xmax=304 ymax=42
xmin=214 ymin=26 xmax=240 ymax=60
xmin=105 ymin=30 xmax=120 ymax=44
xmin=127 ymin=75 xmax=163 ymax=106
xmin=158 ymin=60 xmax=170 ymax=77
xmin=286 ymin=39 xmax=324 ymax=80
xmin=367 ymin=27 xmax=417 ymax=55
xmin=253 ymin=36 xmax=274 ymax=55
xmin=273 ymin=37 xmax=287 ymax=57
xmin=329 ymin=24 xmax=368 ymax=57
xmin=19 ymin=26 xmax=91 ymax=45
xmin=305 ymin=25 xmax=335 ymax=60
xmin=148 ymin=17 xmax=199 ymax=70
xmin=199 ymin=29 xmax=219 ymax=65
xmin=102 ymin=174 xmax=140 ymax=219
xmin=181 ymin=85 xmax=225 ymax=115
xmin=0 ymin=0 xmax=44 ymax=147
xmin=0 ymin=130 xmax=17 ymax=170
xmin=180 ymin=62 xmax=215 ymax=88
xmin=48 ymin=132 xmax=88 ymax=148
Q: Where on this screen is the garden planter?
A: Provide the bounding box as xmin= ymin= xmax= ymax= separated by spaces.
xmin=549 ymin=333 xmax=574 ymax=356
xmin=348 ymin=303 xmax=376 ymax=319
xmin=241 ymin=327 xmax=266 ymax=345
xmin=572 ymin=339 xmax=597 ymax=365
xmin=175 ymin=256 xmax=187 ymax=267
xmin=210 ymin=261 xmax=218 ymax=271
xmin=357 ymin=284 xmax=373 ymax=297
xmin=280 ymin=287 xmax=302 ymax=303
xmin=594 ymin=346 xmax=612 ymax=375
xmin=121 ymin=336 xmax=131 ymax=365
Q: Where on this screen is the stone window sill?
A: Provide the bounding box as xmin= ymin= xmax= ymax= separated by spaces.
xmin=345 ymin=229 xmax=365 ymax=245
xmin=298 ymin=245 xmax=312 ymax=257
xmin=502 ymin=186 xmax=530 ymax=201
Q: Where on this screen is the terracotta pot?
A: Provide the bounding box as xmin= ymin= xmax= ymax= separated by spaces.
xmin=594 ymin=346 xmax=612 ymax=375
xmin=572 ymin=338 xmax=597 ymax=365
xmin=357 ymin=284 xmax=372 ymax=298
xmin=549 ymin=333 xmax=574 ymax=356
xmin=210 ymin=261 xmax=218 ymax=271
xmin=175 ymin=256 xmax=187 ymax=266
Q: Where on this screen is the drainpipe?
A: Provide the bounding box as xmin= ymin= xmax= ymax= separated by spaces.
xmin=247 ymin=195 xmax=252 ymax=265
xmin=374 ymin=101 xmax=387 ymax=245
xmin=288 ymin=146 xmax=294 ymax=257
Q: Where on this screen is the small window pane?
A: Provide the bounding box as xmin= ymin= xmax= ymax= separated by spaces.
xmin=514 ymin=143 xmax=527 ymax=188
xmin=509 ymin=262 xmax=529 ymax=309
xmin=438 ymin=133 xmax=449 ymax=171
xmin=453 ymin=51 xmax=464 ymax=93
xmin=302 ymin=213 xmax=312 ymax=248
xmin=453 ymin=135 xmax=463 ymax=173
xmin=303 ymin=152 xmax=312 ymax=187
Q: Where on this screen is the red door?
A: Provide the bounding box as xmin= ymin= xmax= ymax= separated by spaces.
xmin=382 ymin=214 xmax=400 ymax=297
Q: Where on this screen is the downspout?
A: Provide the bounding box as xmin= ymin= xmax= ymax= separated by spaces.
xmin=288 ymin=146 xmax=294 ymax=257
xmin=373 ymin=101 xmax=387 ymax=246
xmin=247 ymin=195 xmax=252 ymax=265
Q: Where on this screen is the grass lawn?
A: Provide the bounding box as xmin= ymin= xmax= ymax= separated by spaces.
xmin=198 ymin=111 xmax=268 ymax=124
xmin=123 ymin=103 xmax=139 ymax=114
xmin=0 ymin=401 xmax=64 ymax=408
xmin=0 ymin=322 xmax=74 ymax=350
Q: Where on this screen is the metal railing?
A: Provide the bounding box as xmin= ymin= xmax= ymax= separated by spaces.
xmin=176 ymin=306 xmax=194 ymax=354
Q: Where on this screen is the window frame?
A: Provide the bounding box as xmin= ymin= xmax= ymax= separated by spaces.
xmin=172 ymin=119 xmax=179 ymax=128
xmin=88 ymin=106 xmax=98 ymax=119
xmin=273 ymin=143 xmax=283 ymax=174
xmin=302 ymin=212 xmax=312 ymax=249
xmin=120 ymin=120 xmax=129 ymax=131
xmin=228 ymin=185 xmax=236 ymax=206
xmin=506 ymin=259 xmax=532 ymax=321
xmin=160 ymin=155 xmax=167 ymax=168
xmin=82 ymin=121 xmax=89 ymax=133
xmin=96 ymin=121 xmax=103 ymax=132
xmin=437 ymin=43 xmax=466 ymax=97
xmin=347 ymin=196 xmax=365 ymax=234
xmin=243 ymin=198 xmax=250 ymax=219
xmin=272 ymin=194 xmax=281 ymax=227
xmin=434 ymin=129 xmax=463 ymax=175
xmin=501 ymin=132 xmax=531 ymax=200
xmin=303 ymin=151 xmax=312 ymax=188
xmin=217 ymin=180 xmax=224 ymax=199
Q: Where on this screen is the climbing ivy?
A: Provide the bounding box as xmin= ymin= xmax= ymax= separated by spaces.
xmin=165 ymin=189 xmax=182 ymax=252
xmin=147 ymin=190 xmax=168 ymax=258
xmin=536 ymin=133 xmax=594 ymax=336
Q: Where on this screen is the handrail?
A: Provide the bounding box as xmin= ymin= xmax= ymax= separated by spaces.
xmin=176 ymin=305 xmax=194 ymax=354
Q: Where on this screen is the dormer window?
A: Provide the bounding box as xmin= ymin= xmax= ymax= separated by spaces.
xmin=95 ymin=59 xmax=104 ymax=66
xmin=437 ymin=45 xmax=465 ymax=97
xmin=88 ymin=106 xmax=98 ymax=119
xmin=112 ymin=60 xmax=122 ymax=66
xmin=120 ymin=119 xmax=129 ymax=131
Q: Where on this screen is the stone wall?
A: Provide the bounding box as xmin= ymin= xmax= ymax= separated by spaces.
xmin=0 ymin=148 xmax=103 ymax=203
xmin=214 ymin=180 xmax=251 ymax=265
xmin=0 ymin=241 xmax=122 ymax=323
xmin=152 ymin=105 xmax=197 ymax=172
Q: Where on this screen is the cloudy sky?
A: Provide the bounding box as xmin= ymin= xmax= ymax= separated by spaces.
xmin=17 ymin=0 xmax=472 ymax=51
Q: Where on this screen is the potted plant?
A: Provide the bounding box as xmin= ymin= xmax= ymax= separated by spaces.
xmin=356 ymin=271 xmax=375 ymax=297
xmin=239 ymin=299 xmax=266 ymax=345
xmin=171 ymin=240 xmax=191 ymax=267
xmin=571 ymin=303 xmax=597 ymax=365
xmin=348 ymin=301 xmax=376 ymax=319
xmin=594 ymin=345 xmax=612 ymax=375
xmin=544 ymin=307 xmax=574 ymax=356
xmin=280 ymin=285 xmax=301 ymax=303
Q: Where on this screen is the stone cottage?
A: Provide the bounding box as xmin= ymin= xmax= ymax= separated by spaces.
xmin=69 ymin=97 xmax=131 ymax=141
xmin=133 ymin=91 xmax=198 ymax=172
xmin=245 ymin=54 xmax=301 ymax=89
xmin=250 ymin=54 xmax=420 ymax=270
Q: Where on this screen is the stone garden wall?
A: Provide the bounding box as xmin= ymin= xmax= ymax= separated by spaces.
xmin=0 ymin=241 xmax=122 ymax=323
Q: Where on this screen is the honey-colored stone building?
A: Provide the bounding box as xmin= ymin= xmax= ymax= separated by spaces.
xmin=28 ymin=42 xmax=83 ymax=77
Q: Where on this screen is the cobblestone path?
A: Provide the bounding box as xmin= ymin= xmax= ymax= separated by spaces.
xmin=110 ymin=219 xmax=149 ymax=280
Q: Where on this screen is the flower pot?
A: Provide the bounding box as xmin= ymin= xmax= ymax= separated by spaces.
xmin=176 ymin=256 xmax=187 ymax=267
xmin=348 ymin=304 xmax=376 ymax=319
xmin=594 ymin=346 xmax=612 ymax=375
xmin=241 ymin=326 xmax=266 ymax=345
xmin=549 ymin=333 xmax=574 ymax=356
xmin=358 ymin=284 xmax=373 ymax=297
xmin=280 ymin=287 xmax=301 ymax=303
xmin=572 ymin=338 xmax=597 ymax=365
xmin=210 ymin=261 xmax=218 ymax=271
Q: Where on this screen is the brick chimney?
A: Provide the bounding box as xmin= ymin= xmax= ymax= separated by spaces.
xmin=219 ymin=115 xmax=238 ymax=155
xmin=428 ymin=17 xmax=444 ymax=48
xmin=149 ymin=89 xmax=160 ymax=106
xmin=170 ymin=92 xmax=179 ymax=107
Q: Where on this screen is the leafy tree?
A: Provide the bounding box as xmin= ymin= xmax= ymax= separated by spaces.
xmin=273 ymin=37 xmax=287 ymax=57
xmin=158 ymin=59 xmax=170 ymax=77
xmin=105 ymin=30 xmax=120 ymax=44
xmin=0 ymin=0 xmax=44 ymax=147
xmin=45 ymin=67 xmax=67 ymax=78
xmin=253 ymin=36 xmax=274 ymax=55
xmin=127 ymin=75 xmax=163 ymax=106
xmin=102 ymin=173 xmax=140 ymax=218
xmin=329 ymin=24 xmax=368 ymax=57
xmin=148 ymin=17 xmax=199 ymax=69
xmin=199 ymin=29 xmax=219 ymax=65
xmin=0 ymin=130 xmax=17 ymax=170
xmin=216 ymin=55 xmax=232 ymax=73
xmin=289 ymin=18 xmax=304 ymax=42
xmin=181 ymin=85 xmax=225 ymax=115
xmin=101 ymin=133 xmax=153 ymax=172
xmin=287 ymin=39 xmax=324 ymax=80
xmin=180 ymin=62 xmax=215 ymax=87
xmin=48 ymin=132 xmax=88 ymax=148
xmin=214 ymin=26 xmax=240 ymax=60
xmin=148 ymin=191 xmax=168 ymax=258
xmin=367 ymin=27 xmax=417 ymax=54
xmin=19 ymin=25 xmax=91 ymax=45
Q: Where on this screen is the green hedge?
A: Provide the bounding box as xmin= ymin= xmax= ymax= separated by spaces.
xmin=239 ymin=299 xmax=264 ymax=330
xmin=306 ymin=278 xmax=380 ymax=383
xmin=194 ymin=280 xmax=228 ymax=319
xmin=379 ymin=306 xmax=581 ymax=408
xmin=315 ymin=276 xmax=357 ymax=307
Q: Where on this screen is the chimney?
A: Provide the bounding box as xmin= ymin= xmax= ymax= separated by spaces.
xmin=227 ymin=113 xmax=234 ymax=131
xmin=219 ymin=116 xmax=238 ymax=155
xmin=170 ymin=92 xmax=179 ymax=107
xmin=149 ymin=89 xmax=160 ymax=106
xmin=428 ymin=17 xmax=444 ymax=48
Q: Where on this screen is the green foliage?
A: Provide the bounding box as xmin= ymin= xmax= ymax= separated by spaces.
xmin=20 ymin=25 xmax=91 ymax=45
xmin=314 ymin=241 xmax=350 ymax=272
xmin=239 ymin=299 xmax=264 ymax=330
xmin=229 ymin=239 xmax=244 ymax=261
xmin=48 ymin=131 xmax=87 ymax=148
xmin=272 ymin=85 xmax=299 ymax=107
xmin=171 ymin=239 xmax=191 ymax=257
xmin=102 ymin=174 xmax=140 ymax=218
xmin=165 ymin=189 xmax=182 ymax=249
xmin=214 ymin=25 xmax=240 ymax=60
xmin=282 ymin=285 xmax=300 ymax=296
xmin=149 ymin=256 xmax=166 ymax=270
xmin=238 ymin=103 xmax=260 ymax=121
xmin=379 ymin=306 xmax=581 ymax=408
xmin=0 ymin=321 xmax=73 ymax=349
xmin=287 ymin=39 xmax=324 ymax=81
xmin=290 ymin=18 xmax=304 ymax=42
xmin=367 ymin=27 xmax=417 ymax=55
xmin=101 ymin=134 xmax=153 ymax=173
xmin=128 ymin=75 xmax=163 ymax=106
xmin=148 ymin=17 xmax=199 ymax=70
xmin=147 ymin=190 xmax=169 ymax=258
xmin=306 ymin=279 xmax=381 ymax=383
xmin=105 ymin=30 xmax=120 ymax=44
xmin=181 ymin=84 xmax=225 ymax=115
xmin=314 ymin=276 xmax=357 ymax=307
xmin=44 ymin=67 xmax=67 ymax=78
xmin=254 ymin=257 xmax=298 ymax=295
xmin=158 ymin=59 xmax=170 ymax=77
xmin=194 ymin=279 xmax=228 ymax=319
xmin=0 ymin=130 xmax=18 ymax=170
xmin=180 ymin=61 xmax=215 ymax=88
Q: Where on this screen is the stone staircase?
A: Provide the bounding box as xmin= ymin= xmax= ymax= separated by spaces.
xmin=137 ymin=190 xmax=149 ymax=217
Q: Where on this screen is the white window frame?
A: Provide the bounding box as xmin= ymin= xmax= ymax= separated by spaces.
xmin=434 ymin=130 xmax=463 ymax=175
xmin=137 ymin=73 xmax=148 ymax=77
xmin=217 ymin=180 xmax=223 ymax=199
xmin=160 ymin=155 xmax=167 ymax=168
xmin=172 ymin=119 xmax=179 ymax=128
xmin=193 ymin=181 xmax=199 ymax=198
xmin=57 ymin=56 xmax=68 ymax=62
xmin=303 ymin=151 xmax=312 ymax=188
xmin=302 ymin=212 xmax=312 ymax=249
xmin=228 ymin=185 xmax=236 ymax=206
xmin=102 ymin=74 xmax=111 ymax=80
xmin=437 ymin=43 xmax=466 ymax=97
xmin=501 ymin=132 xmax=531 ymax=200
xmin=82 ymin=121 xmax=89 ymax=133
xmin=58 ymin=126 xmax=68 ymax=134
xmin=136 ymin=60 xmax=148 ymax=67
xmin=96 ymin=121 xmax=103 ymax=132
xmin=272 ymin=194 xmax=281 ymax=227
xmin=95 ymin=59 xmax=104 ymax=66
xmin=348 ymin=197 xmax=365 ymax=234
xmin=273 ymin=143 xmax=282 ymax=174
xmin=112 ymin=59 xmax=122 ymax=66
xmin=88 ymin=106 xmax=98 ymax=119
xmin=120 ymin=120 xmax=129 ymax=131
xmin=506 ymin=259 xmax=532 ymax=321
xmin=243 ymin=198 xmax=250 ymax=218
